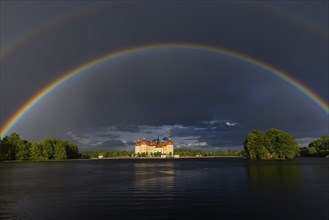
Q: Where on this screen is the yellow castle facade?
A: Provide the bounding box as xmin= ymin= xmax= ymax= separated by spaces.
xmin=135 ymin=137 xmax=174 ymax=155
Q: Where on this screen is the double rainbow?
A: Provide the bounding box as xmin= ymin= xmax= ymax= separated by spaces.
xmin=1 ymin=43 xmax=328 ymax=138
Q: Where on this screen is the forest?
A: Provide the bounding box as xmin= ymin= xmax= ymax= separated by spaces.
xmin=0 ymin=133 xmax=80 ymax=161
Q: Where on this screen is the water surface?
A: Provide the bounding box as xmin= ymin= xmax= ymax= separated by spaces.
xmin=1 ymin=158 xmax=328 ymax=219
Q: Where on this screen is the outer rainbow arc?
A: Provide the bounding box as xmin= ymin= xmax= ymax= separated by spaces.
xmin=1 ymin=3 xmax=327 ymax=60
xmin=1 ymin=43 xmax=328 ymax=138
xmin=0 ymin=5 xmax=102 ymax=60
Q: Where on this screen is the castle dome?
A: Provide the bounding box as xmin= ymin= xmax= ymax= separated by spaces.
xmin=157 ymin=141 xmax=165 ymax=147
xmin=140 ymin=137 xmax=148 ymax=145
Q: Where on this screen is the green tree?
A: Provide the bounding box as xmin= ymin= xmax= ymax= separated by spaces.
xmin=266 ymin=129 xmax=300 ymax=159
xmin=243 ymin=129 xmax=299 ymax=160
xmin=15 ymin=140 xmax=31 ymax=160
xmin=243 ymin=130 xmax=271 ymax=160
xmin=54 ymin=142 xmax=67 ymax=160
xmin=308 ymin=135 xmax=329 ymax=157
xmin=299 ymin=147 xmax=309 ymax=157
xmin=9 ymin=133 xmax=32 ymax=160
xmin=30 ymin=143 xmax=47 ymax=160
xmin=5 ymin=133 xmax=21 ymax=145
xmin=309 ymin=135 xmax=329 ymax=151
xmin=41 ymin=139 xmax=79 ymax=160
xmin=0 ymin=137 xmax=16 ymax=161
xmin=65 ymin=143 xmax=80 ymax=159
xmin=1 ymin=133 xmax=31 ymax=160
xmin=308 ymin=147 xmax=317 ymax=156
xmin=40 ymin=139 xmax=56 ymax=159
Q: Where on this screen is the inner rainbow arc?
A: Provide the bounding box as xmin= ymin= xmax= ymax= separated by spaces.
xmin=1 ymin=43 xmax=328 ymax=138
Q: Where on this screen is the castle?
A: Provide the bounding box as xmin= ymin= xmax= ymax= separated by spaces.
xmin=135 ymin=137 xmax=174 ymax=156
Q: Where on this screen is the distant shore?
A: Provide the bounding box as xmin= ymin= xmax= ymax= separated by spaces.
xmin=3 ymin=156 xmax=329 ymax=163
xmin=91 ymin=156 xmax=243 ymax=160
xmin=2 ymin=156 xmax=244 ymax=163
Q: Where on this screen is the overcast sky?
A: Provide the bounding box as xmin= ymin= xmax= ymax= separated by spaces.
xmin=0 ymin=1 xmax=328 ymax=151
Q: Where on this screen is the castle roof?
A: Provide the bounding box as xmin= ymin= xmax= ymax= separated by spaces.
xmin=135 ymin=137 xmax=174 ymax=147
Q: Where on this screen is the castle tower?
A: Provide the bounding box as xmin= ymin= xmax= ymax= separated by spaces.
xmin=166 ymin=138 xmax=174 ymax=155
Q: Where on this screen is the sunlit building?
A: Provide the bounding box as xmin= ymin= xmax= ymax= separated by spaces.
xmin=135 ymin=137 xmax=174 ymax=156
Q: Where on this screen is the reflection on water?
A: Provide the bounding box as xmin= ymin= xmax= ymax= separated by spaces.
xmin=245 ymin=159 xmax=328 ymax=220
xmin=0 ymin=158 xmax=328 ymax=220
xmin=133 ymin=161 xmax=175 ymax=190
xmin=248 ymin=160 xmax=301 ymax=191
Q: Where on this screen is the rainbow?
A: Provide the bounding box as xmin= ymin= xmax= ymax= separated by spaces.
xmin=0 ymin=5 xmax=100 ymax=59
xmin=1 ymin=3 xmax=327 ymax=61
xmin=1 ymin=43 xmax=328 ymax=138
xmin=258 ymin=3 xmax=328 ymax=38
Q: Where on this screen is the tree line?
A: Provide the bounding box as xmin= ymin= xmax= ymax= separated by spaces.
xmin=1 ymin=130 xmax=327 ymax=161
xmin=0 ymin=133 xmax=80 ymax=161
xmin=81 ymin=151 xmax=133 ymax=158
xmin=174 ymin=149 xmax=242 ymax=157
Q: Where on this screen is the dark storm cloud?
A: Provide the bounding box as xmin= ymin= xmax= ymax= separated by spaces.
xmin=11 ymin=49 xmax=328 ymax=148
xmin=94 ymin=133 xmax=120 ymax=139
xmin=99 ymin=125 xmax=141 ymax=133
xmin=67 ymin=130 xmax=134 ymax=151
xmin=1 ymin=1 xmax=328 ymax=150
xmin=100 ymin=140 xmax=129 ymax=149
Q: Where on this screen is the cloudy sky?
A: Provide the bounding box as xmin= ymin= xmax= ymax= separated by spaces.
xmin=0 ymin=1 xmax=328 ymax=151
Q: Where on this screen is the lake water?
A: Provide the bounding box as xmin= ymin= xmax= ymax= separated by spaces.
xmin=0 ymin=158 xmax=328 ymax=220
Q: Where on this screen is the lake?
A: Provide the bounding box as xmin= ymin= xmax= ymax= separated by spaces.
xmin=0 ymin=158 xmax=328 ymax=220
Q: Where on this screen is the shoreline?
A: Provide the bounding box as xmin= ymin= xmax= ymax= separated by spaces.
xmin=1 ymin=156 xmax=243 ymax=163
xmin=91 ymin=156 xmax=243 ymax=160
xmin=4 ymin=156 xmax=327 ymax=163
xmin=93 ymin=156 xmax=243 ymax=160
